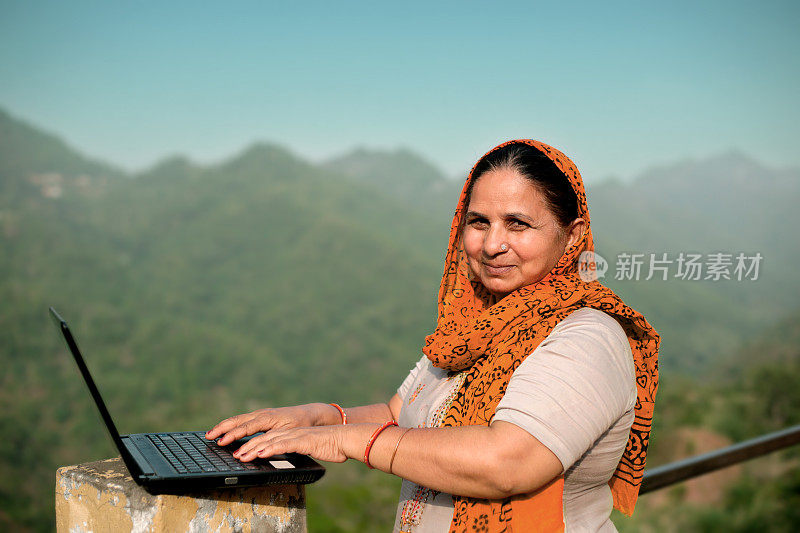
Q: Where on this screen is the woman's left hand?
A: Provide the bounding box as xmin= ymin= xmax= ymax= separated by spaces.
xmin=232 ymin=425 xmax=348 ymax=463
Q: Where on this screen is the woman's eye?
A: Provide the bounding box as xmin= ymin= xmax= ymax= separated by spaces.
xmin=467 ymin=218 xmax=488 ymax=228
xmin=508 ymin=219 xmax=529 ymax=229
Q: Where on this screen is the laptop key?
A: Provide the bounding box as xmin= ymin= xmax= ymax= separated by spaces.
xmin=148 ymin=432 xmax=258 ymax=473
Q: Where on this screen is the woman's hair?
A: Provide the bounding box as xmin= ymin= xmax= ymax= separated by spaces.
xmin=466 ymin=142 xmax=579 ymax=230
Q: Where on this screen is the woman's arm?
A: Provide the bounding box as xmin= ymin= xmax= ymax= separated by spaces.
xmin=228 ymin=312 xmax=634 ymax=498
xmin=208 ymin=349 xmax=417 ymax=444
xmin=231 ymin=419 xmax=562 ymax=499
xmin=206 ymin=395 xmax=404 ymax=445
xmin=330 ymin=393 xmax=404 ymax=424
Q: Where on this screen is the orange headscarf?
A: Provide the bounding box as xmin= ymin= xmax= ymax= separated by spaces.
xmin=423 ymin=139 xmax=660 ymax=532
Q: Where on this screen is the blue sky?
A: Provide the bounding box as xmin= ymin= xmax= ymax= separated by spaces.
xmin=1 ymin=1 xmax=798 ymax=182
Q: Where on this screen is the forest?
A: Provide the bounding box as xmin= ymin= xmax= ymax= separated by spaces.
xmin=1 ymin=106 xmax=799 ymax=531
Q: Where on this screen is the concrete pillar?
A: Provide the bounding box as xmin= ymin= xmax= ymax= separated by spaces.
xmin=55 ymin=457 xmax=307 ymax=532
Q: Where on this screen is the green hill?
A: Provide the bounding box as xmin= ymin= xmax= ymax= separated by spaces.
xmin=0 ymin=108 xmax=124 ymax=204
xmin=617 ymin=307 xmax=800 ymax=532
xmin=589 ymin=151 xmax=800 ymax=373
xmin=1 ymin=105 xmax=799 ymax=531
xmin=0 ymin=110 xmax=442 ymax=531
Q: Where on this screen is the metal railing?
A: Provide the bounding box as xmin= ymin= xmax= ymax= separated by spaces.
xmin=640 ymin=423 xmax=800 ymax=494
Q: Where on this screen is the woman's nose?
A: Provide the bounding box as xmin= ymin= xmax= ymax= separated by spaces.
xmin=483 ymin=226 xmax=508 ymax=256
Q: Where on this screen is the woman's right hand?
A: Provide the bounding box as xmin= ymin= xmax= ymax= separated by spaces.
xmin=205 ymin=403 xmax=338 ymax=446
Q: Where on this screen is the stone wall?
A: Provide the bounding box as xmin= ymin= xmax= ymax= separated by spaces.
xmin=55 ymin=457 xmax=307 ymax=532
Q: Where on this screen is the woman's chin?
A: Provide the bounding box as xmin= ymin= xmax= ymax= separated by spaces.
xmin=481 ymin=280 xmax=517 ymax=299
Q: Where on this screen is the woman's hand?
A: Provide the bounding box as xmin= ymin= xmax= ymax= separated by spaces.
xmin=232 ymin=425 xmax=349 ymax=463
xmin=205 ymin=403 xmax=336 ymax=446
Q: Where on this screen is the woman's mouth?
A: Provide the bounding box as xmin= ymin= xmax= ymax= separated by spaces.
xmin=483 ymin=263 xmax=514 ymax=276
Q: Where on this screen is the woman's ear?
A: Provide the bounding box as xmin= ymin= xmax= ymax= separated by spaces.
xmin=565 ymin=218 xmax=586 ymax=249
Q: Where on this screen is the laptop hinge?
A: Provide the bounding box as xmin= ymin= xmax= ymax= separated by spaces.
xmin=122 ymin=437 xmax=156 ymax=476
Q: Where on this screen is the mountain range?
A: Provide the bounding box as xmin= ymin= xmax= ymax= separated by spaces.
xmin=1 ymin=105 xmax=798 ymax=531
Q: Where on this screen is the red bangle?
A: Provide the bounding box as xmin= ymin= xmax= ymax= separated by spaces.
xmin=329 ymin=403 xmax=347 ymax=425
xmin=364 ymin=420 xmax=398 ymax=469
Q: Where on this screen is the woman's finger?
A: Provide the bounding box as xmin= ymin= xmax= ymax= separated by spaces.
xmin=238 ymin=427 xmax=347 ymax=463
xmin=205 ymin=416 xmax=241 ymax=439
xmin=241 ymin=436 xmax=294 ymax=461
xmin=236 ymin=428 xmax=305 ymax=460
xmin=233 ymin=434 xmax=268 ymax=457
xmin=216 ymin=420 xmax=266 ymax=446
xmin=233 ymin=428 xmax=286 ymax=457
xmin=208 ymin=404 xmax=321 ymax=444
xmin=206 ymin=412 xmax=257 ymax=440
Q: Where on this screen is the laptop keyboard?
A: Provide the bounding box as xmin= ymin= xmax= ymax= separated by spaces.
xmin=148 ymin=432 xmax=259 ymax=474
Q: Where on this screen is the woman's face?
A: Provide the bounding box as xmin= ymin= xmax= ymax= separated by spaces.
xmin=463 ymin=166 xmax=583 ymax=299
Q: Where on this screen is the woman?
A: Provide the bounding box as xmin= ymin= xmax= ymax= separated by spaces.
xmin=206 ymin=139 xmax=660 ymax=532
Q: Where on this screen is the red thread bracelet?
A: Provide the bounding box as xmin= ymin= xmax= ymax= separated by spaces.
xmin=329 ymin=403 xmax=347 ymax=425
xmin=364 ymin=420 xmax=398 ymax=469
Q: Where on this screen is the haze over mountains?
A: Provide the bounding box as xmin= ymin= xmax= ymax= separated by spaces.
xmin=1 ymin=105 xmax=798 ymax=531
xmin=4 ymin=105 xmax=799 ymax=371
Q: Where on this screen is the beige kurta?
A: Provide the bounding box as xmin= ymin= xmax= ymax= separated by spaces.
xmin=393 ymin=307 xmax=636 ymax=532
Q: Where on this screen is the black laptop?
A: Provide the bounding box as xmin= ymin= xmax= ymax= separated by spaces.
xmin=49 ymin=307 xmax=325 ymax=494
